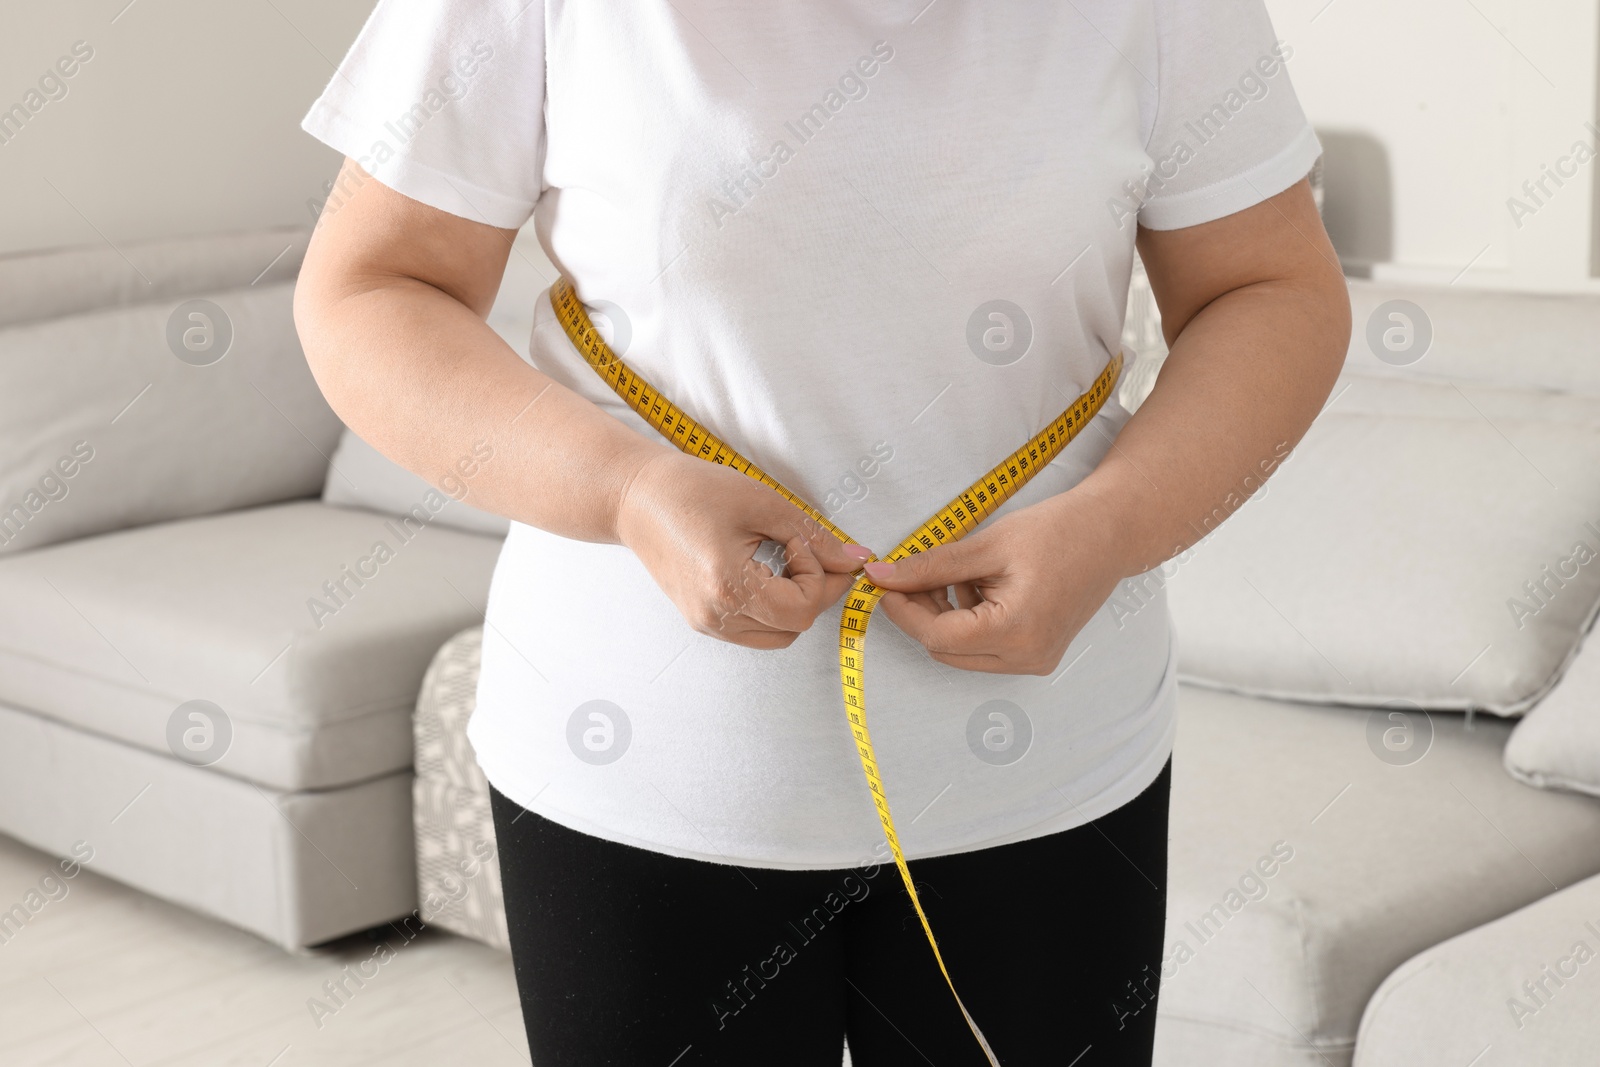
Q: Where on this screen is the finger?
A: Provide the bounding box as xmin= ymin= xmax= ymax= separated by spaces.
xmin=706 ymin=588 xmax=845 ymax=648
xmin=926 ymin=642 xmax=1071 ymax=675
xmin=724 ymin=627 xmax=801 ymax=650
xmin=690 ymin=532 xmax=823 ymax=637
xmin=703 ymin=597 xmax=798 ymax=641
xmin=763 ymin=503 xmax=872 ymax=575
xmin=738 ymin=533 xmax=842 ymax=632
xmin=822 ymin=568 xmax=860 ymax=605
xmin=903 ymin=587 xmax=954 ymax=615
xmin=953 ymin=581 xmax=983 ymax=610
xmin=797 ymin=562 xmax=860 ymax=617
xmin=876 ymin=589 xmax=1006 ymax=658
xmin=704 ymin=609 xmax=803 ymax=649
xmin=860 ymin=538 xmax=988 ymax=593
xmin=697 ymin=549 xmax=821 ymax=638
xmin=923 ymin=650 xmax=1015 ymax=673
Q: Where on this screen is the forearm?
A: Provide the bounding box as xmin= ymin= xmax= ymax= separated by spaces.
xmin=1072 ymin=273 xmax=1350 ymax=577
xmin=295 ymin=274 xmax=660 ymax=544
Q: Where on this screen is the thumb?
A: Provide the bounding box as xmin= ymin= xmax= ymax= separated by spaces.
xmin=766 ymin=510 xmax=873 ymax=574
xmin=861 ymin=540 xmax=984 ymax=591
xmin=799 ymin=527 xmax=875 ymax=575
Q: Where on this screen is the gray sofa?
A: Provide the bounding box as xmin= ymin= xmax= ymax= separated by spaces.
xmin=0 ymin=227 xmax=503 ymax=949
xmin=1147 ymin=279 xmax=1600 ymax=1063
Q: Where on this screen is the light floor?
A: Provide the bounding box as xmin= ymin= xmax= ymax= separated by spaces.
xmin=0 ymin=832 xmax=857 ymax=1067
xmin=0 ymin=831 xmax=532 ymax=1067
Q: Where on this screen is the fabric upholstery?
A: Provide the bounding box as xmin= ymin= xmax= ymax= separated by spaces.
xmin=0 ymin=280 xmax=341 ymax=556
xmin=0 ymin=699 xmax=416 ymax=950
xmin=0 ymin=501 xmax=501 ymax=790
xmin=1505 ymin=623 xmax=1600 ymax=799
xmin=1344 ymin=279 xmax=1600 ymax=397
xmin=1354 ymin=873 xmax=1600 ymax=1065
xmin=413 ymin=627 xmax=509 ymax=949
xmin=0 ymin=226 xmax=308 ymax=329
xmin=1165 ymin=372 xmax=1600 ymax=714
xmin=1153 ymin=685 xmax=1600 ymax=1066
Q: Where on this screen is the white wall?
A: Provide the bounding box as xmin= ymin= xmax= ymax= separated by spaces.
xmin=0 ymin=0 xmax=370 ymax=256
xmin=1267 ymin=0 xmax=1600 ymax=292
xmin=6 ymin=1 xmax=1597 ymax=294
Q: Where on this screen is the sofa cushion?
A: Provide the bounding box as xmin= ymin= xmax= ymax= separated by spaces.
xmin=0 ymin=226 xmax=307 ymax=329
xmin=1505 ymin=621 xmax=1600 ymax=799
xmin=1155 ymin=685 xmax=1600 ymax=1066
xmin=1164 ymin=372 xmax=1600 ymax=715
xmin=0 ymin=699 xmax=416 ymax=950
xmin=0 ymin=501 xmax=501 ymax=791
xmin=0 ymin=280 xmax=341 ymax=556
xmin=324 ymin=428 xmax=510 ymax=538
xmin=1353 ymin=872 xmax=1600 ymax=1065
xmin=1344 ymin=279 xmax=1600 ymax=397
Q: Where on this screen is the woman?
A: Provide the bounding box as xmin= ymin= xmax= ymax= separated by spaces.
xmin=295 ymin=1 xmax=1348 ymax=1063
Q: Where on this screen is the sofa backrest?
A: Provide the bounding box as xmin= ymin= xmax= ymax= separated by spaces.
xmin=0 ymin=226 xmax=309 ymax=330
xmin=1344 ymin=279 xmax=1600 ymax=397
xmin=0 ymin=226 xmax=341 ymax=557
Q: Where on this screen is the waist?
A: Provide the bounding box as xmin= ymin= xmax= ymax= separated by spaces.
xmin=471 ymin=531 xmax=1179 ymax=866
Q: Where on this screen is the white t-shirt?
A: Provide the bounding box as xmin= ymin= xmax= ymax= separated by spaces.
xmin=303 ymin=0 xmax=1320 ymax=870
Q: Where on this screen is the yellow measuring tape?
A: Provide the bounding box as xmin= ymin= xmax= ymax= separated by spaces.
xmin=552 ymin=277 xmax=1121 ymax=1064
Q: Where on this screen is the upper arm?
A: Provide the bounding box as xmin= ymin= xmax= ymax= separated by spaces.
xmin=293 ymin=0 xmax=546 ymax=327
xmin=1131 ymin=0 xmax=1334 ymax=344
xmin=1135 ymin=177 xmax=1346 ymax=347
xmin=296 ymin=157 xmax=519 ymax=323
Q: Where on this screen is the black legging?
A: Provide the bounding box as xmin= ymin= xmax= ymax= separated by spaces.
xmin=489 ymin=759 xmax=1170 ymax=1066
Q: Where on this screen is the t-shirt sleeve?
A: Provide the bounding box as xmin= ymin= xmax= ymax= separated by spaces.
xmin=1136 ymin=0 xmax=1321 ymax=231
xmin=300 ymin=0 xmax=546 ymax=230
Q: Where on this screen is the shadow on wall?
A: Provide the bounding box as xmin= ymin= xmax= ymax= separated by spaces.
xmin=1316 ymin=128 xmax=1393 ymax=278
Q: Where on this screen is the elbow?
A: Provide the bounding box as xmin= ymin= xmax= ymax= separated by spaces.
xmin=291 ymin=251 xmax=361 ymax=421
xmin=1267 ymin=257 xmax=1352 ymax=388
xmin=1312 ymin=267 xmax=1353 ymax=382
xmin=292 ymin=280 xmax=339 ymax=412
xmin=289 ymin=275 xmax=321 ymax=375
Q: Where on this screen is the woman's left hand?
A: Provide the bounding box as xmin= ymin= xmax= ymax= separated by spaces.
xmin=860 ymin=488 xmax=1135 ymax=675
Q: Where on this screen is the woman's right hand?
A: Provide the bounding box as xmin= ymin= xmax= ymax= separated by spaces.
xmin=614 ymin=447 xmax=874 ymax=649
